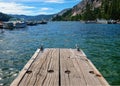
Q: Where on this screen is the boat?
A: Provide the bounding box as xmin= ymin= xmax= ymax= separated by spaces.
xmin=117 ymin=21 xmax=120 ymax=24
xmin=27 ymin=21 xmax=37 ymax=26
xmin=85 ymin=21 xmax=96 ymax=24
xmin=15 ymin=22 xmax=27 ymax=28
xmin=39 ymin=20 xmax=47 ymax=24
xmin=108 ymin=20 xmax=117 ymax=24
xmin=0 ymin=21 xmax=3 ymax=28
xmin=3 ymin=22 xmax=14 ymax=29
xmin=96 ymin=19 xmax=108 ymax=24
xmin=0 ymin=29 xmax=4 ymax=33
xmin=9 ymin=18 xmax=27 ymax=28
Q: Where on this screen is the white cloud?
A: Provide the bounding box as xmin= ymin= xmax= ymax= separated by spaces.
xmin=0 ymin=2 xmax=35 ymax=15
xmin=0 ymin=0 xmax=65 ymax=3
xmin=0 ymin=2 xmax=55 ymax=15
xmin=40 ymin=7 xmax=53 ymax=11
xmin=36 ymin=7 xmax=54 ymax=15
xmin=44 ymin=0 xmax=64 ymax=3
xmin=0 ymin=0 xmax=79 ymax=15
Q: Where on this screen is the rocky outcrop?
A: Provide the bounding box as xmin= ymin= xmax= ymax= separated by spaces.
xmin=57 ymin=8 xmax=71 ymax=16
xmin=72 ymin=0 xmax=102 ymax=16
xmin=52 ymin=0 xmax=120 ymax=20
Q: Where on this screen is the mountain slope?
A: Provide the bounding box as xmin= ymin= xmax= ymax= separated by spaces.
xmin=52 ymin=0 xmax=120 ymax=21
xmin=72 ymin=0 xmax=102 ymax=16
xmin=52 ymin=8 xmax=72 ymax=21
xmin=0 ymin=12 xmax=12 ymax=21
xmin=10 ymin=14 xmax=54 ymax=21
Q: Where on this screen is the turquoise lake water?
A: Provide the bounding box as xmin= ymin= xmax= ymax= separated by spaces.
xmin=0 ymin=21 xmax=120 ymax=85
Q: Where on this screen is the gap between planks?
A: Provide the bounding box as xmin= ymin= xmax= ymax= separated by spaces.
xmin=11 ymin=48 xmax=109 ymax=86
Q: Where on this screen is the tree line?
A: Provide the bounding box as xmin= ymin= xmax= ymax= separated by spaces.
xmin=52 ymin=0 xmax=120 ymax=21
xmin=0 ymin=12 xmax=12 ymax=21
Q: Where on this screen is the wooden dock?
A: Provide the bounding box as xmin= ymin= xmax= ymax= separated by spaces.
xmin=11 ymin=48 xmax=109 ymax=86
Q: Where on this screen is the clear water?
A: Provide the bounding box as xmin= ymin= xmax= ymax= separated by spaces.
xmin=0 ymin=21 xmax=120 ymax=85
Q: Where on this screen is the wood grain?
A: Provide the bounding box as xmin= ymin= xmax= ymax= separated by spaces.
xmin=11 ymin=48 xmax=109 ymax=86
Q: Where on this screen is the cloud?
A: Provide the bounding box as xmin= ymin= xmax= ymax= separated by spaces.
xmin=44 ymin=0 xmax=64 ymax=3
xmin=0 ymin=2 xmax=35 ymax=15
xmin=0 ymin=0 xmax=80 ymax=15
xmin=0 ymin=0 xmax=65 ymax=3
xmin=40 ymin=7 xmax=53 ymax=11
xmin=37 ymin=7 xmax=54 ymax=15
xmin=0 ymin=2 xmax=55 ymax=15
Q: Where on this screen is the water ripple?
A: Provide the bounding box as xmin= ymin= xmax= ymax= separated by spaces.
xmin=0 ymin=22 xmax=120 ymax=85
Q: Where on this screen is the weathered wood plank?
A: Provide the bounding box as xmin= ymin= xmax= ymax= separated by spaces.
xmin=72 ymin=49 xmax=102 ymax=85
xmin=60 ymin=49 xmax=86 ymax=86
xmin=11 ymin=48 xmax=109 ymax=86
xmin=18 ymin=49 xmax=50 ymax=86
xmin=80 ymin=49 xmax=109 ymax=86
xmin=19 ymin=48 xmax=59 ymax=86
xmin=73 ymin=49 xmax=109 ymax=86
xmin=10 ymin=49 xmax=40 ymax=86
xmin=41 ymin=48 xmax=59 ymax=86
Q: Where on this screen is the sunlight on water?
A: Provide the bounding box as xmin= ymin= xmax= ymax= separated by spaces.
xmin=0 ymin=22 xmax=120 ymax=85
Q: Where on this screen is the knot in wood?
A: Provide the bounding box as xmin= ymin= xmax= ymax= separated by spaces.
xmin=68 ymin=56 xmax=70 ymax=58
xmin=26 ymin=70 xmax=32 ymax=74
xmin=96 ymin=74 xmax=102 ymax=77
xmin=85 ymin=59 xmax=88 ymax=61
xmin=48 ymin=70 xmax=54 ymax=73
xmin=65 ymin=70 xmax=71 ymax=74
xmin=89 ymin=71 xmax=94 ymax=74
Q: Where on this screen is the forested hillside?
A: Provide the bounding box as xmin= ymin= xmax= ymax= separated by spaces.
xmin=52 ymin=0 xmax=120 ymax=21
xmin=0 ymin=12 xmax=12 ymax=21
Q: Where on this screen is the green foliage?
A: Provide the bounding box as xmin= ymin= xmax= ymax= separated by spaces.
xmin=71 ymin=14 xmax=81 ymax=21
xmin=0 ymin=12 xmax=12 ymax=21
xmin=99 ymin=0 xmax=120 ymax=20
xmin=52 ymin=15 xmax=62 ymax=21
xmin=93 ymin=8 xmax=102 ymax=19
xmin=82 ymin=3 xmax=96 ymax=20
xmin=109 ymin=0 xmax=120 ymax=20
xmin=52 ymin=9 xmax=72 ymax=21
xmin=52 ymin=0 xmax=120 ymax=21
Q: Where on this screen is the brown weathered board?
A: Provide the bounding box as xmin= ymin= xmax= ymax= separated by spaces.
xmin=11 ymin=48 xmax=109 ymax=86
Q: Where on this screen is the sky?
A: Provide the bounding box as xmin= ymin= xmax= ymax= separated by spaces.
xmin=0 ymin=0 xmax=81 ymax=16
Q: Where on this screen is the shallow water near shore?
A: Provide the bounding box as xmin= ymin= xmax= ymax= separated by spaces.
xmin=0 ymin=21 xmax=120 ymax=85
